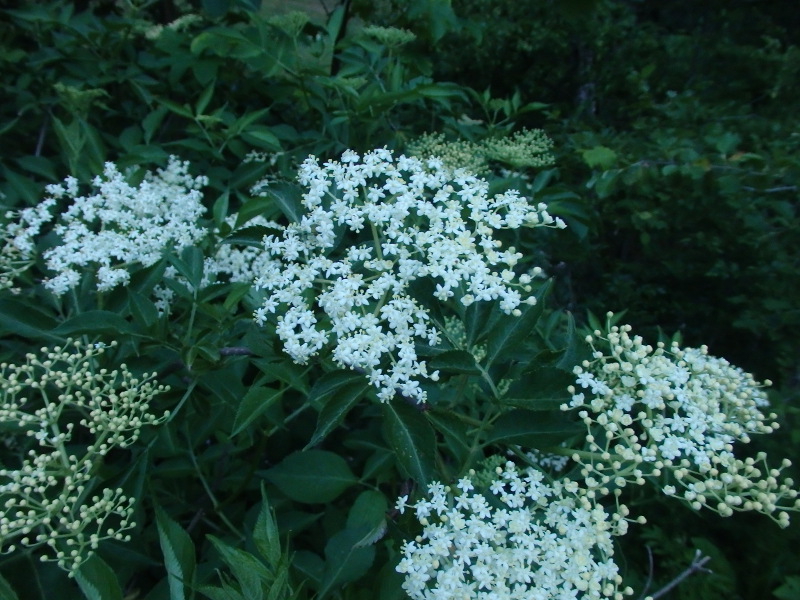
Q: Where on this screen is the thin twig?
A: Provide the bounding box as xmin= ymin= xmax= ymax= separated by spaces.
xmin=219 ymin=346 xmax=255 ymax=356
xmin=647 ymin=549 xmax=713 ymax=600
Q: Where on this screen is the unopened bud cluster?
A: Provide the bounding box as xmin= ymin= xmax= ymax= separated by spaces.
xmin=0 ymin=341 xmax=169 ymax=574
xmin=395 ymin=459 xmax=633 ymax=600
xmin=253 ymin=148 xmax=565 ymax=403
xmin=562 ymin=320 xmax=799 ymax=526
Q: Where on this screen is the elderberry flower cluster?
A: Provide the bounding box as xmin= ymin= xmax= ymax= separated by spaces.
xmin=407 ymin=129 xmax=555 ymax=176
xmin=0 ymin=341 xmax=169 ymax=574
xmin=562 ymin=320 xmax=799 ymax=526
xmin=11 ymin=156 xmax=208 ymax=295
xmin=253 ymin=148 xmax=565 ymax=403
xmin=395 ymin=460 xmax=632 ymax=600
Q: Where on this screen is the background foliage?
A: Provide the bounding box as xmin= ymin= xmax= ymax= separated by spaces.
xmin=1 ymin=0 xmax=798 ymax=599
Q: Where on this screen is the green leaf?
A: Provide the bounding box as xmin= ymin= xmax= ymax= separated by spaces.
xmin=581 ymin=145 xmax=618 ymax=169
xmin=484 ymin=280 xmax=551 ymax=367
xmin=128 ymin=292 xmax=159 ymax=328
xmin=241 ymin=126 xmax=281 ymax=151
xmin=212 ymin=191 xmax=230 ymax=228
xmin=0 ymin=298 xmax=59 ymax=340
xmin=428 ymin=350 xmax=480 ymax=375
xmin=318 ymin=528 xmax=375 ymax=599
xmin=486 ymin=409 xmax=582 ymax=448
xmin=346 ymin=490 xmax=388 ymax=547
xmin=0 ymin=573 xmax=19 ymax=600
xmin=499 ymin=367 xmax=574 ymax=411
xmin=263 ymin=182 xmax=304 ymax=223
xmin=52 ymin=310 xmax=134 ymax=337
xmin=207 ymin=536 xmax=267 ymax=600
xmin=195 ymin=80 xmax=216 ymax=115
xmin=306 ymin=380 xmax=369 ymax=449
xmin=262 ymin=450 xmax=357 ymax=503
xmin=156 ymin=506 xmax=196 ymax=600
xmin=254 ymin=488 xmax=282 ymax=567
xmin=382 ymin=402 xmax=436 ymax=486
xmin=74 ymin=555 xmax=123 ymax=600
xmin=169 ymin=246 xmax=204 ymax=290
xmin=555 ymin=311 xmax=579 ymax=372
xmin=157 ymin=98 xmax=194 ymax=119
xmin=231 ymin=385 xmax=284 ymax=437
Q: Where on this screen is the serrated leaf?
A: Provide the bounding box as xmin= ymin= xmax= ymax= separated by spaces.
xmin=428 ymin=350 xmax=480 ymax=375
xmin=346 ymin=490 xmax=388 ymax=547
xmin=231 ymin=385 xmax=284 ymax=436
xmin=207 ymin=536 xmax=267 ymax=600
xmin=383 ymin=402 xmax=436 ymax=486
xmin=484 ymin=280 xmax=551 ymax=367
xmin=318 ymin=528 xmax=375 ymax=599
xmin=306 ymin=380 xmax=369 ymax=449
xmin=486 ymin=409 xmax=582 ymax=448
xmin=261 ymin=450 xmax=357 ymax=503
xmin=212 ymin=191 xmax=230 ymax=227
xmin=74 ymin=555 xmax=123 ymax=600
xmin=254 ymin=488 xmax=281 ymax=567
xmin=156 ymin=507 xmax=196 ymax=600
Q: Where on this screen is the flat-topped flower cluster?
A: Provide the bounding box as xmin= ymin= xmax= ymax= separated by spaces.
xmin=563 ymin=321 xmax=799 ymax=526
xmin=254 ymin=148 xmax=565 ymax=403
xmin=395 ymin=459 xmax=633 ymax=600
xmin=0 ymin=341 xmax=169 ymax=574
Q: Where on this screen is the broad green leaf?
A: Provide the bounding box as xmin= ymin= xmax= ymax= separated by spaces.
xmin=254 ymin=488 xmax=281 ymax=567
xmin=75 ymin=555 xmax=123 ymax=600
xmin=156 ymin=98 xmax=194 ymax=119
xmin=156 ymin=506 xmax=196 ymax=600
xmin=306 ymin=380 xmax=369 ymax=449
xmin=484 ymin=280 xmax=551 ymax=367
xmin=130 ymin=259 xmax=168 ymax=295
xmin=499 ymin=367 xmax=574 ymax=411
xmin=242 ymin=126 xmax=281 ymax=151
xmin=263 ymin=181 xmax=303 ymax=223
xmin=207 ymin=536 xmax=267 ymax=600
xmin=196 ymin=585 xmax=242 ymax=600
xmin=428 ymin=350 xmax=480 ymax=375
xmin=261 ymin=450 xmax=357 ymax=503
xmin=318 ymin=528 xmax=375 ymax=599
xmin=382 ymin=402 xmax=436 ymax=485
xmin=169 ymin=246 xmax=204 ymax=290
xmin=52 ymin=310 xmax=134 ymax=337
xmin=581 ymin=145 xmax=617 ymax=169
xmin=425 ymin=409 xmax=471 ymax=452
xmin=346 ymin=490 xmax=388 ymax=547
xmin=128 ymin=292 xmax=159 ymax=328
xmin=486 ymin=409 xmax=582 ymax=448
xmin=232 ymin=385 xmax=284 ymax=437
xmin=0 ymin=298 xmax=59 ymax=340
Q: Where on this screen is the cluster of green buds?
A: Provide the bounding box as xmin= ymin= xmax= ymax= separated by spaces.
xmin=561 ymin=318 xmax=799 ymax=527
xmin=0 ymin=341 xmax=169 ymax=574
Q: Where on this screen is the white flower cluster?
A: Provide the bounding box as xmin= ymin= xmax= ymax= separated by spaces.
xmin=0 ymin=341 xmax=169 ymax=574
xmin=10 ymin=157 xmax=208 ymax=295
xmin=562 ymin=321 xmax=799 ymax=526
xmin=254 ymin=148 xmax=565 ymax=403
xmin=395 ymin=460 xmax=632 ymax=600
